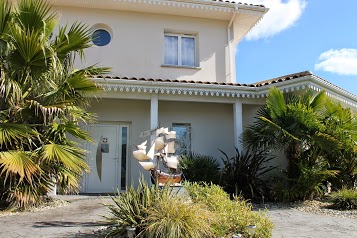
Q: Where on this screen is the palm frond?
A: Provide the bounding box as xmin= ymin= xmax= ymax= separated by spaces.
xmin=0 ymin=151 xmax=39 ymax=183
xmin=53 ymin=22 xmax=92 ymax=60
xmin=310 ymin=90 xmax=326 ymax=112
xmin=0 ymin=123 xmax=36 ymax=148
xmin=0 ymin=0 xmax=12 ymax=36
xmin=266 ymin=87 xmax=286 ymax=119
xmin=40 ymin=143 xmax=89 ymax=174
xmin=15 ymin=0 xmax=57 ymax=39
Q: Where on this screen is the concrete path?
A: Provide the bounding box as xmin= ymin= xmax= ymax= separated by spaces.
xmin=0 ymin=196 xmax=111 ymax=238
xmin=1 ymin=196 xmax=357 ymax=238
xmin=267 ymin=208 xmax=357 ymax=238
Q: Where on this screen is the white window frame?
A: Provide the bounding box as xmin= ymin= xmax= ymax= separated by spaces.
xmin=164 ymin=33 xmax=196 ymax=67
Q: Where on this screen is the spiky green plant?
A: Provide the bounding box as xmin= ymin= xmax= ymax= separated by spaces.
xmin=103 ymin=178 xmax=168 ymax=237
xmin=179 ymin=152 xmax=221 ymax=184
xmin=220 ymin=149 xmax=275 ymax=200
xmin=0 ymin=0 xmax=109 ymax=208
xmin=103 ymin=177 xmax=213 ymax=238
xmin=330 ymin=188 xmax=357 ymax=210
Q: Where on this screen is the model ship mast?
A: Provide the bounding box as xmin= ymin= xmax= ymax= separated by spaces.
xmin=132 ymin=127 xmax=182 ymax=185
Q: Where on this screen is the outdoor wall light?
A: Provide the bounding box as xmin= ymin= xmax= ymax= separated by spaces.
xmin=247 ymin=224 xmax=256 ymax=237
xmin=126 ymin=226 xmax=136 ymax=238
xmin=232 ymin=234 xmax=243 ymax=238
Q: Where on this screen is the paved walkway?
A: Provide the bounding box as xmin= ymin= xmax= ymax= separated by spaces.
xmin=0 ymin=196 xmax=357 ymax=237
xmin=0 ymin=196 xmax=111 ymax=238
xmin=267 ymin=208 xmax=357 ymax=238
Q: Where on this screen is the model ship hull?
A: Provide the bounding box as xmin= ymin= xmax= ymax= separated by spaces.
xmin=157 ymin=171 xmax=182 ymax=184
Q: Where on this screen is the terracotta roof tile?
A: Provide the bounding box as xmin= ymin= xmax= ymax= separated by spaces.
xmin=210 ymin=0 xmax=265 ymax=8
xmin=93 ymin=75 xmax=250 ymax=86
xmin=252 ymin=71 xmax=313 ymax=87
xmin=91 ymin=71 xmax=312 ymax=88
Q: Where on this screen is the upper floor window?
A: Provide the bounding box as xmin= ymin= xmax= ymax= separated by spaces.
xmin=92 ymin=29 xmax=111 ymax=46
xmin=164 ymin=33 xmax=196 ymax=67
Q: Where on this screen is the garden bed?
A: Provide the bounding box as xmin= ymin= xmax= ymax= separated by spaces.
xmin=0 ymin=198 xmax=69 ymax=217
xmin=254 ymin=200 xmax=357 ymax=219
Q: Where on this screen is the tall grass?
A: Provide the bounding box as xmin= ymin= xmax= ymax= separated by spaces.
xmin=185 ymin=182 xmax=273 ymax=238
xmin=142 ymin=195 xmax=214 ymax=238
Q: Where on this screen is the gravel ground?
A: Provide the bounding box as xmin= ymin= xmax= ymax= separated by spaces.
xmin=256 ymin=201 xmax=357 ymax=238
xmin=257 ymin=200 xmax=357 ymax=219
xmin=0 ymin=195 xmax=111 ymax=238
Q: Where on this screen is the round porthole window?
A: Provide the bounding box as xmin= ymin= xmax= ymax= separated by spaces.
xmin=92 ymin=29 xmax=111 ymax=46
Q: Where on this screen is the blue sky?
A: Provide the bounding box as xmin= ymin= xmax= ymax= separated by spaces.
xmin=236 ymin=0 xmax=357 ymax=95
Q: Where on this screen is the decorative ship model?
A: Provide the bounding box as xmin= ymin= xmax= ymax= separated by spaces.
xmin=132 ymin=127 xmax=182 ymax=185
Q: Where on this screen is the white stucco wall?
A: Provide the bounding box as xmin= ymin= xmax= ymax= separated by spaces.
xmin=54 ymin=6 xmax=230 ymax=83
xmin=159 ymin=101 xmax=235 ymax=160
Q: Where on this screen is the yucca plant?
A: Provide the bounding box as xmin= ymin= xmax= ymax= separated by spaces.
xmin=103 ymin=178 xmax=171 ymax=237
xmin=179 ymin=152 xmax=221 ymax=184
xmin=0 ymin=0 xmax=109 ymax=208
xmin=103 ymin=177 xmax=213 ymax=238
xmin=220 ymin=148 xmax=275 ymax=200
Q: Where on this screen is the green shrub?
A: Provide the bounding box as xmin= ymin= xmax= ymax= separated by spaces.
xmin=142 ymin=195 xmax=214 ymax=238
xmin=180 ymin=152 xmax=221 ymax=184
xmin=270 ymin=160 xmax=338 ymax=202
xmin=330 ymin=188 xmax=357 ymax=210
xmin=185 ymin=182 xmax=273 ymax=238
xmin=220 ymin=149 xmax=275 ymax=200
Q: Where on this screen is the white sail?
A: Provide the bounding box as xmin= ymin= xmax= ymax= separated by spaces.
xmin=147 ymin=142 xmax=156 ymax=160
xmin=155 ymin=136 xmax=165 ymax=151
xmin=163 ymin=144 xmax=169 ymax=154
xmin=166 ymin=155 xmax=179 ymax=169
xmin=156 ymin=127 xmax=165 ymax=136
xmin=166 ymin=131 xmax=176 ymax=139
xmin=137 ymin=140 xmax=147 ymax=151
xmin=139 ymin=161 xmax=155 ymax=171
xmin=167 ymin=141 xmax=175 ymax=154
xmin=133 ymin=150 xmax=149 ymax=161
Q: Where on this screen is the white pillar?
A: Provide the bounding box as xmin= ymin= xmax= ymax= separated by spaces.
xmin=233 ymin=99 xmax=243 ymax=152
xmin=150 ymin=94 xmax=159 ymax=177
xmin=150 ymin=93 xmax=159 ymax=131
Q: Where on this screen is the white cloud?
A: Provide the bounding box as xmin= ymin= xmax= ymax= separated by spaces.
xmin=315 ymin=49 xmax=357 ymax=76
xmin=245 ymin=0 xmax=306 ymax=41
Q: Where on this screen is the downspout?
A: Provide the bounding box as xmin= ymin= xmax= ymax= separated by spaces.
xmin=227 ymin=5 xmax=238 ymax=84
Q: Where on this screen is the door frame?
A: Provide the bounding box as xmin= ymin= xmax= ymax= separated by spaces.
xmin=82 ymin=122 xmax=130 ymax=193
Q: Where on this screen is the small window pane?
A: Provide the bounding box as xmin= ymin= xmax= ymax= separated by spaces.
xmin=92 ymin=29 xmax=111 ymax=46
xmin=121 ymin=127 xmax=127 ymax=190
xmin=172 ymin=123 xmax=191 ymax=155
xmin=181 ymin=37 xmax=195 ymax=66
xmin=164 ymin=35 xmax=178 ymax=65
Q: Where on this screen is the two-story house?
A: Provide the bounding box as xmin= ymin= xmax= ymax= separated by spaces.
xmin=50 ymin=0 xmax=357 ymax=193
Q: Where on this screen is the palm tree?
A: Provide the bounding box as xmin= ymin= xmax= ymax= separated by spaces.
xmin=0 ymin=0 xmax=109 ymax=208
xmin=244 ymin=87 xmax=331 ymax=174
xmin=321 ymin=101 xmax=357 ymax=188
xmin=243 ymin=87 xmax=340 ymax=200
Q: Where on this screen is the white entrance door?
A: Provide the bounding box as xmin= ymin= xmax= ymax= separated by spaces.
xmin=85 ymin=124 xmax=129 ymax=193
